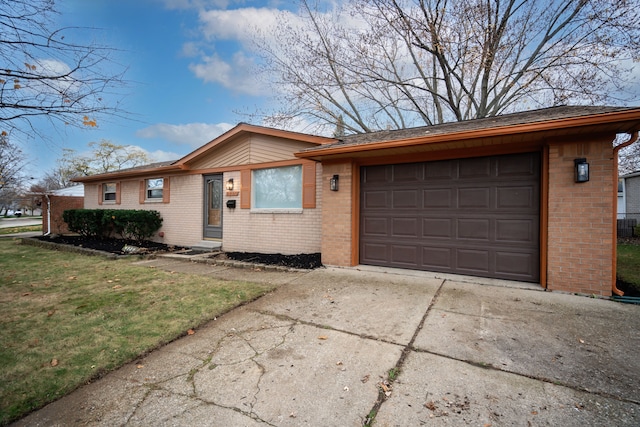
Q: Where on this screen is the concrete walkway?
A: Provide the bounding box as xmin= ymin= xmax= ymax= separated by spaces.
xmin=13 ymin=259 xmax=640 ymax=426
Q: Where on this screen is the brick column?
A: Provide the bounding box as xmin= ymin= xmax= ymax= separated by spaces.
xmin=546 ymin=137 xmax=614 ymax=295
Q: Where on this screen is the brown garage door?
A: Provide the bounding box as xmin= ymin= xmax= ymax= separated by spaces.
xmin=360 ymin=152 xmax=540 ymax=282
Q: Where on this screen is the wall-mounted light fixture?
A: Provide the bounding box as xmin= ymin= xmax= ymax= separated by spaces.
xmin=574 ymin=158 xmax=589 ymax=183
xmin=226 ymin=178 xmax=234 ymax=191
xmin=330 ymin=174 xmax=339 ymax=191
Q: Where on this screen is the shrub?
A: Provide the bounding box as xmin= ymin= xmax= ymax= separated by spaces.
xmin=63 ymin=209 xmax=163 ymax=242
xmin=62 ymin=209 xmax=104 ymax=238
xmin=107 ymin=210 xmax=163 ymax=242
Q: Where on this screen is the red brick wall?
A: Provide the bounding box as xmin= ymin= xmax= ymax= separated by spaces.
xmin=321 ymin=162 xmax=355 ymax=266
xmin=42 ymin=196 xmax=84 ymax=235
xmin=546 ymin=137 xmax=614 ymax=296
xmin=321 ymin=138 xmax=616 ymax=296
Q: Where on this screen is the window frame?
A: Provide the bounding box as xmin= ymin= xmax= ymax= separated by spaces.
xmin=145 ymin=178 xmax=164 ymax=201
xmin=139 ymin=177 xmax=170 ymax=204
xmin=251 ymin=165 xmax=303 ymax=212
xmin=240 ymin=162 xmax=316 ymax=211
xmin=102 ymin=182 xmax=117 ymax=203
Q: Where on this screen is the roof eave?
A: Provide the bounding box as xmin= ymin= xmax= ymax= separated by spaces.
xmin=72 ymin=164 xmax=183 ymax=183
xmin=295 ymin=109 xmax=640 ymax=159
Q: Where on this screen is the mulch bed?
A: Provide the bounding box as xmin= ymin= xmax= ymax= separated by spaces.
xmin=223 ymin=252 xmax=322 ymax=270
xmin=32 ymin=235 xmax=185 ymax=255
xmin=31 ymin=235 xmax=322 ymax=269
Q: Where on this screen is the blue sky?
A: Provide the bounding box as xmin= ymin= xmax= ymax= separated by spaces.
xmin=19 ymin=0 xmax=640 ymax=180
xmin=23 ymin=0 xmax=295 ymax=179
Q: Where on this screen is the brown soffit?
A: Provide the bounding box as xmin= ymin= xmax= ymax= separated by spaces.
xmin=295 ymin=108 xmax=640 ymax=160
xmin=175 ymin=122 xmax=337 ymax=168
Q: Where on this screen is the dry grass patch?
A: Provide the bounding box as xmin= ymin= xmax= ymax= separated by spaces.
xmin=0 ymin=239 xmax=275 ymax=425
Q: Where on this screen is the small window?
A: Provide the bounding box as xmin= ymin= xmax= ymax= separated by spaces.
xmin=146 ymin=178 xmax=164 ymax=200
xmin=103 ymin=183 xmax=116 ymax=202
xmin=253 ymin=165 xmax=302 ymax=209
xmin=618 ymin=178 xmax=624 ymax=194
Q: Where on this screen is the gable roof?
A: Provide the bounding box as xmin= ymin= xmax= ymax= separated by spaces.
xmin=296 ymin=106 xmax=640 ymax=159
xmin=73 ymin=123 xmax=336 ymax=183
xmin=174 ymin=123 xmax=335 ymax=168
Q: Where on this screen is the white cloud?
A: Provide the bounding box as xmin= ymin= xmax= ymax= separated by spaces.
xmin=198 ymin=7 xmax=287 ymax=44
xmin=136 ymin=122 xmax=235 ymax=148
xmin=144 ymin=149 xmax=184 ymax=163
xmin=188 ymin=51 xmax=266 ymax=95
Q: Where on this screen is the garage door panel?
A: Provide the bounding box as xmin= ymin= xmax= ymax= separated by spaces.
xmin=392 ymin=218 xmax=419 ymax=237
xmin=363 ymin=191 xmax=389 ymax=208
xmin=360 ymin=152 xmax=540 ymax=282
xmin=391 ymin=245 xmax=419 ymax=267
xmin=459 ymin=157 xmax=491 ymax=178
xmin=423 ymin=246 xmax=453 ymax=269
xmin=497 ymin=186 xmax=536 ymax=209
xmin=423 ymin=218 xmax=453 ymax=239
xmin=496 ymin=219 xmax=536 ymax=243
xmin=361 ymin=243 xmax=388 ymax=263
xmin=393 ymin=190 xmax=419 ymax=208
xmin=458 ymin=187 xmax=491 ymax=208
xmin=456 ymin=249 xmax=490 ymax=273
xmin=362 ymin=217 xmax=389 ymax=237
xmin=362 ymin=165 xmax=389 ymax=183
xmin=425 ymin=160 xmax=455 ymax=179
xmin=423 ymin=188 xmax=453 ymax=208
xmin=393 ymin=163 xmax=423 ymax=181
xmin=496 ymin=153 xmax=537 ymax=176
xmin=457 ymin=218 xmax=490 ymax=240
xmin=495 ymin=251 xmax=537 ymax=278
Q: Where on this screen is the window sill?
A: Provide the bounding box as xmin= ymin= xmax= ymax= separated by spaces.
xmin=250 ymin=208 xmax=303 ymax=214
xmin=144 ymin=199 xmax=164 ymax=203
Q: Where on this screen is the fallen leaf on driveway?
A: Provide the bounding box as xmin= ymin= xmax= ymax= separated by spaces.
xmin=424 ymin=401 xmax=437 ymax=410
xmin=136 ymin=364 xmax=144 ymax=369
xmin=187 ymin=329 xmax=195 ymax=335
xmin=318 ymin=335 xmax=328 ymax=340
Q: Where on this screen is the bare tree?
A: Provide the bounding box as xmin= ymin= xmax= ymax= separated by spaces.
xmin=41 ymin=140 xmax=150 ymax=189
xmin=0 ymin=0 xmax=127 ymax=138
xmin=256 ymin=0 xmax=640 ymax=133
xmin=0 ymin=134 xmax=28 ymax=214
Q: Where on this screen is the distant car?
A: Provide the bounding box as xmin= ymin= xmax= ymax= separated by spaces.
xmin=13 ymin=210 xmax=22 ymax=217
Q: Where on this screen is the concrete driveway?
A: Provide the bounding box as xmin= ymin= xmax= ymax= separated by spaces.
xmin=13 ymin=260 xmax=640 ymax=426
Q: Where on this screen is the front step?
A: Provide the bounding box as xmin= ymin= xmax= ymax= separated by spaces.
xmin=191 ymin=240 xmax=222 ymax=252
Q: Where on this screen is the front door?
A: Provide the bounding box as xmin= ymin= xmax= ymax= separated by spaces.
xmin=203 ymin=175 xmax=223 ymax=239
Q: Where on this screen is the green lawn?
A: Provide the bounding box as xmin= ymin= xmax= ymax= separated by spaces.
xmin=0 ymin=225 xmax=42 ymax=235
xmin=617 ymin=243 xmax=640 ymax=296
xmin=0 ymin=239 xmax=275 ymax=425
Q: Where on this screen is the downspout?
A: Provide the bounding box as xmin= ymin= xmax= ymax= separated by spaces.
xmin=613 ymin=131 xmax=640 ymax=296
xmin=44 ymin=193 xmax=51 ymax=236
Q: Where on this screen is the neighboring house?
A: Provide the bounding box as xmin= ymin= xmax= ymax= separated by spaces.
xmin=41 ymin=185 xmax=85 ymax=235
xmin=72 ymin=106 xmax=640 ymax=296
xmin=618 ymin=171 xmax=640 ymax=220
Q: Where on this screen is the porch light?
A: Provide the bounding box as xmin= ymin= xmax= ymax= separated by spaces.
xmin=226 ymin=178 xmax=234 ymax=191
xmin=330 ymin=174 xmax=339 ymax=191
xmin=574 ymin=158 xmax=589 ymax=183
